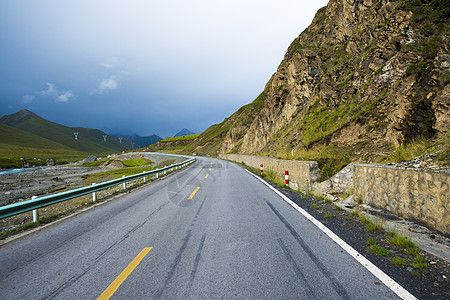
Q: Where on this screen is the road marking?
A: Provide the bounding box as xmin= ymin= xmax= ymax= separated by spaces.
xmin=97 ymin=247 xmax=152 ymax=300
xmin=188 ymin=187 xmax=200 ymax=200
xmin=245 ymin=169 xmax=416 ymax=300
xmin=205 ymin=174 xmax=209 ymax=179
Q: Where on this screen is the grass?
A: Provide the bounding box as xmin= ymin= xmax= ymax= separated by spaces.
xmin=366 ymin=238 xmax=391 ymax=256
xmin=387 ymin=232 xmax=418 ymax=250
xmin=82 ymin=165 xmax=157 ymax=184
xmin=0 ymin=144 xmax=100 ymax=168
xmin=390 ymin=137 xmax=432 ymax=162
xmin=261 ymin=168 xmax=286 ymax=188
xmin=121 ymin=158 xmax=153 ymax=167
xmin=161 ymin=134 xmax=200 ymax=142
xmin=269 ymin=144 xmax=354 ymax=181
xmin=392 ymin=256 xmax=408 ymax=266
xmin=412 ymin=254 xmax=428 ymax=269
xmin=311 ymin=203 xmax=319 ymax=209
xmin=82 ymin=158 xmax=111 ymax=167
xmin=324 ymin=212 xmax=333 ymax=219
xmin=299 ymin=98 xmax=377 ymax=146
xmin=359 ymin=215 xmax=383 ymax=233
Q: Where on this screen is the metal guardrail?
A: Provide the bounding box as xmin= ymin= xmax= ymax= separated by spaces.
xmin=0 ymin=157 xmax=195 ymax=220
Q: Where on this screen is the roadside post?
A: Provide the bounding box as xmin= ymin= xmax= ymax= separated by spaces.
xmin=285 ymin=170 xmax=289 ymax=187
xmin=32 ymin=196 xmax=39 ymax=222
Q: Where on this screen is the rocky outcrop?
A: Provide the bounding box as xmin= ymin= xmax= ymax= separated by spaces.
xmin=193 ymin=0 xmax=449 ymax=159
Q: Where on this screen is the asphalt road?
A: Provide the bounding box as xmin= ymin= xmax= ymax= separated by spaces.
xmin=0 ymin=157 xmax=413 ymax=299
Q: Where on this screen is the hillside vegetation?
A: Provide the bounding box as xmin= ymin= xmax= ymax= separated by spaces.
xmin=0 ymin=109 xmax=137 ymax=168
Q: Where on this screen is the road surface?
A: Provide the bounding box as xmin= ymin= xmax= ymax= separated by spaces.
xmin=0 ymin=157 xmax=412 ymax=299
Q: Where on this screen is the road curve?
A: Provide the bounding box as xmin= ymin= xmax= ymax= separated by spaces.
xmin=0 ymin=157 xmax=409 ymax=299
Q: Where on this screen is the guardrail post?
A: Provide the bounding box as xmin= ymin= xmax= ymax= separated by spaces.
xmin=32 ymin=196 xmax=39 ymax=222
xmin=143 ymin=171 xmax=146 ymax=183
xmin=285 ymin=170 xmax=289 ymax=187
xmin=260 ymin=164 xmax=263 ymax=176
xmin=122 ymin=176 xmax=126 ymax=190
xmin=156 ymin=173 xmax=159 ymax=179
xmin=92 ymin=183 xmax=97 ymax=202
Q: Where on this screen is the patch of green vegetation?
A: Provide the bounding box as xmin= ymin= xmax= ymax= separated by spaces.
xmin=311 ymin=203 xmax=319 ymax=209
xmin=261 ymin=168 xmax=285 ymax=188
xmin=359 ymin=215 xmax=383 ymax=233
xmin=270 ymin=144 xmax=355 ymax=181
xmin=121 ymin=158 xmax=153 ymax=167
xmin=351 ymin=209 xmax=360 ymax=216
xmin=334 ymin=205 xmax=343 ymax=211
xmin=82 ymin=158 xmax=111 ymax=167
xmin=300 ymin=98 xmax=377 ymax=146
xmin=403 ymin=0 xmax=449 ymax=26
xmin=83 ymin=165 xmax=156 ymax=181
xmin=392 ymin=256 xmax=408 ymax=266
xmin=387 ymin=232 xmax=418 ymax=250
xmin=390 ymin=137 xmax=432 ymax=162
xmin=161 ymin=134 xmax=200 ymax=142
xmin=405 ymin=62 xmax=429 ymax=77
xmin=324 ymin=213 xmax=333 ymax=219
xmin=440 ymin=70 xmax=450 ymax=87
xmin=0 ymin=144 xmax=95 ymax=168
xmin=412 ymin=254 xmax=428 ymax=269
xmin=366 ymin=239 xmax=391 ymax=256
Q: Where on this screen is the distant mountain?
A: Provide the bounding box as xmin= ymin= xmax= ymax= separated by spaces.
xmin=111 ymin=133 xmax=162 ymax=147
xmin=0 ymin=109 xmax=134 ymax=153
xmin=174 ymin=128 xmax=195 ymax=137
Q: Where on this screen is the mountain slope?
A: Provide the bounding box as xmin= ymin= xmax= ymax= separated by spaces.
xmin=0 ymin=123 xmax=71 ymax=150
xmin=185 ymin=0 xmax=449 ymax=161
xmin=0 ymin=109 xmax=133 ymax=153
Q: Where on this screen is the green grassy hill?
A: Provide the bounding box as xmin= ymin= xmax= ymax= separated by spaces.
xmin=0 ymin=123 xmax=71 ymax=150
xmin=0 ymin=109 xmax=133 ymax=153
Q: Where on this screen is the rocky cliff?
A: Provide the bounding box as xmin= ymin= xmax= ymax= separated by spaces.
xmin=188 ymin=0 xmax=449 ymax=161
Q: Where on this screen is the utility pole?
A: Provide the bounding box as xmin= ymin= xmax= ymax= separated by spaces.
xmin=73 ymin=132 xmax=79 ymax=140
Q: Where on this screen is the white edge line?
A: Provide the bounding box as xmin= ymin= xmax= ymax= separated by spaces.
xmin=245 ymin=169 xmax=417 ymax=300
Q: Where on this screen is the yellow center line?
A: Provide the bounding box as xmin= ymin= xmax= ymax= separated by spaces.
xmin=205 ymin=174 xmax=209 ymax=179
xmin=188 ymin=187 xmax=200 ymax=200
xmin=97 ymin=247 xmax=152 ymax=300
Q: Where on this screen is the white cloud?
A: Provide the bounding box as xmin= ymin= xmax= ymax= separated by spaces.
xmin=99 ymin=57 xmax=120 ymax=69
xmin=22 ymin=95 xmax=35 ymax=104
xmin=41 ymin=82 xmax=57 ymax=97
xmin=56 ymin=90 xmax=74 ymax=102
xmin=94 ymin=76 xmax=119 ymax=94
xmin=37 ymin=82 xmax=75 ymax=102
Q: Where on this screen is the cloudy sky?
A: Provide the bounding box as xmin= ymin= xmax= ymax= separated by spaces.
xmin=0 ymin=0 xmax=328 ymax=137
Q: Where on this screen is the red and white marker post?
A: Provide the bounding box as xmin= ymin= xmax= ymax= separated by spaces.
xmin=260 ymin=164 xmax=263 ymax=176
xmin=285 ymin=170 xmax=289 ymax=187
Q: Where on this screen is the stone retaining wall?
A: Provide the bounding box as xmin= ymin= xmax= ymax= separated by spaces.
xmin=354 ymin=164 xmax=449 ymax=234
xmin=219 ymin=154 xmax=320 ymax=191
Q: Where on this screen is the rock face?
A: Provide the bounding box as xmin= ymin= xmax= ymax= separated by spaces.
xmin=192 ymin=0 xmax=449 ymax=157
